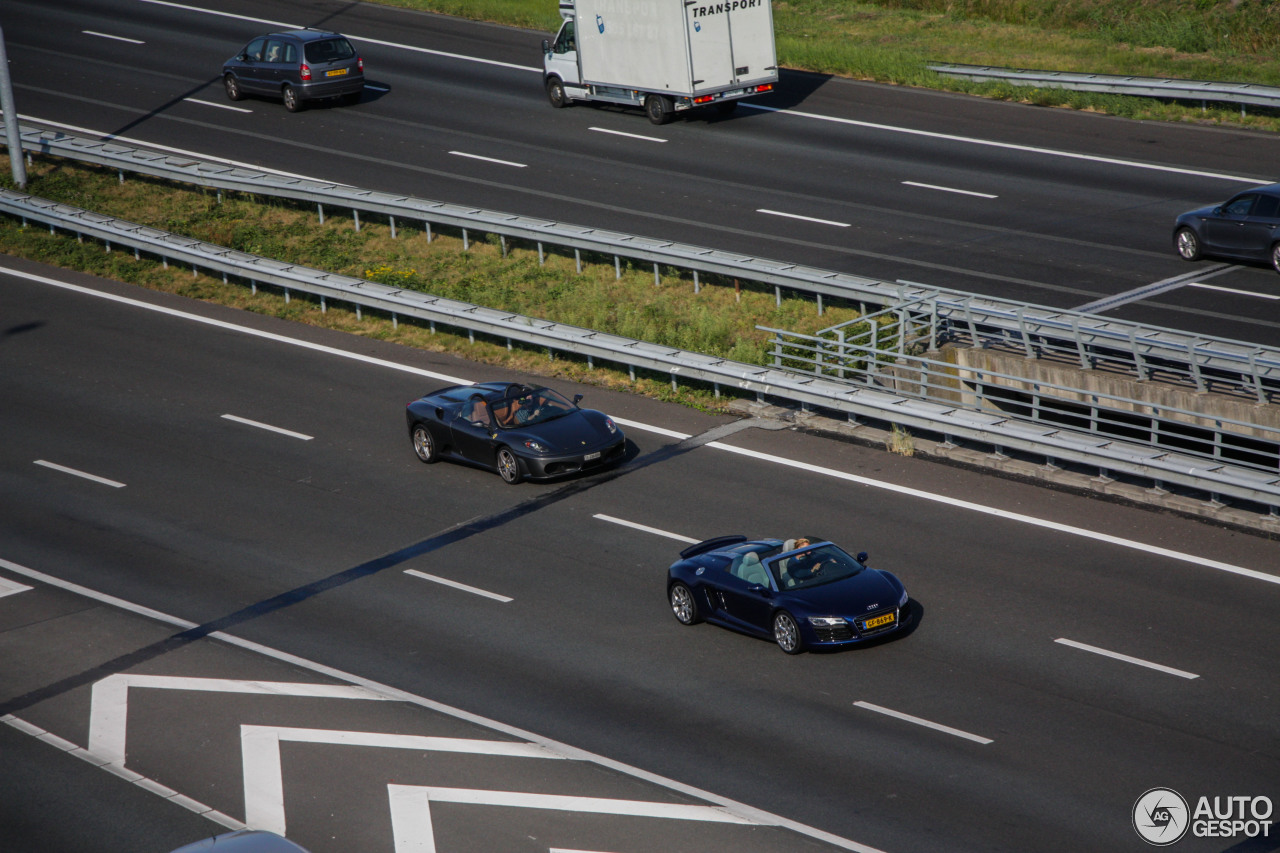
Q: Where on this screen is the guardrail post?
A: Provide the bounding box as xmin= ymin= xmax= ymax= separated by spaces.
xmin=693 ymin=271 xmax=700 ymax=294
xmin=1188 ymin=340 xmax=1206 ymax=393
xmin=353 ymin=210 xmax=360 ymax=232
xmin=501 ymin=235 xmax=507 ymax=257
xmin=320 ymin=295 xmax=326 ymax=313
xmin=1248 ymin=350 xmax=1266 ymax=404
xmin=463 ymin=229 xmax=469 ymax=251
xmin=425 ymin=222 xmax=432 ymax=243
xmin=317 ymin=204 xmax=324 ymax=224
xmin=390 ymin=215 xmax=396 ymax=239
xmin=538 ymin=242 xmax=544 ymax=265
xmin=775 ymin=285 xmax=781 ymax=307
xmin=653 ymin=263 xmax=659 ymax=287
xmin=575 ymin=249 xmax=581 ymax=273
xmin=817 ymin=293 xmax=823 ymax=316
xmin=392 ymin=313 xmax=397 ymax=329
xmin=614 ymin=255 xmax=620 ymax=279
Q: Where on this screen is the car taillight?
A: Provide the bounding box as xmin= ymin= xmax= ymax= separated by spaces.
xmin=755 ymin=83 xmax=773 ymax=93
xmin=300 ymin=63 xmax=312 ymax=81
xmin=693 ymin=95 xmax=714 ymax=105
xmin=357 ymin=56 xmax=364 ymax=72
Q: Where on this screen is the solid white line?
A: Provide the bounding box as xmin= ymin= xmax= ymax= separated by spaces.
xmin=449 ymin=151 xmax=527 ymax=168
xmin=33 ymin=460 xmax=125 ymax=489
xmin=83 ymin=31 xmax=144 ymax=44
xmin=1054 ymin=638 xmax=1199 ymax=679
xmin=397 ymin=785 xmax=756 ymax=822
xmin=742 ymin=104 xmax=1268 ymax=185
xmin=593 ymin=514 xmax=699 ymax=544
xmin=853 ymin=701 xmax=993 ymax=744
xmin=589 ymin=127 xmax=667 ymax=143
xmin=902 ymin=181 xmax=997 ymax=199
xmin=184 ymin=98 xmax=252 ymax=114
xmin=11 ymin=264 xmax=1276 ymax=590
xmin=0 ymin=556 xmax=883 ymax=852
xmin=404 ymin=569 xmax=513 ymax=603
xmin=365 ymin=84 xmax=391 ymax=92
xmin=608 ymin=416 xmax=688 ymax=440
xmin=1189 ymin=282 xmax=1280 ymax=300
xmin=705 ymin=441 xmax=1280 ymax=586
xmin=221 ymin=414 xmax=313 ymax=441
xmin=757 ymin=208 xmax=850 ymax=228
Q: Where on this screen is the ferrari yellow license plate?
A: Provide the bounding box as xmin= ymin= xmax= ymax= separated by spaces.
xmin=326 ymin=68 xmax=348 ymax=77
xmin=864 ymin=613 xmax=895 ymax=629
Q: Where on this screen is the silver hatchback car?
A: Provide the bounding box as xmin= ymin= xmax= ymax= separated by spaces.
xmin=223 ymin=30 xmax=364 ymax=112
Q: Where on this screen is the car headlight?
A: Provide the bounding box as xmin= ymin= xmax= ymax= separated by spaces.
xmin=604 ymin=416 xmax=617 ymax=434
xmin=898 ymin=589 xmax=909 ymax=607
xmin=523 ymin=439 xmax=549 ymax=453
xmin=808 ymin=616 xmax=845 ymax=627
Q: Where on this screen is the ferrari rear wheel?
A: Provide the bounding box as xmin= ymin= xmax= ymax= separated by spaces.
xmin=496 ymin=447 xmax=523 ymax=484
xmin=411 ymin=424 xmax=437 ymax=463
xmin=773 ymin=611 xmax=803 ymax=655
xmin=669 ymin=582 xmax=701 ymax=625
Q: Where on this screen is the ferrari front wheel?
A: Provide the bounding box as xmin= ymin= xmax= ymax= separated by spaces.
xmin=411 ymin=424 xmax=437 ymax=463
xmin=773 ymin=611 xmax=803 ymax=655
xmin=496 ymin=447 xmax=523 ymax=484
xmin=669 ymin=582 xmax=701 ymax=625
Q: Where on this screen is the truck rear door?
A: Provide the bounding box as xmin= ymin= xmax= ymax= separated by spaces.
xmin=685 ymin=1 xmax=777 ymax=92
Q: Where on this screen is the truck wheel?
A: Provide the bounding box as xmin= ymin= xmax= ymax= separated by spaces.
xmin=644 ymin=94 xmax=672 ymax=125
xmin=546 ymin=78 xmax=570 ymax=108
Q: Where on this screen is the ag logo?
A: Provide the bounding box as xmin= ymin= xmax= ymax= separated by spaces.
xmin=1134 ymin=788 xmax=1190 ymax=846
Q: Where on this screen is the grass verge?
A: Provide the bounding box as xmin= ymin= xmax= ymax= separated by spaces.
xmin=0 ymin=156 xmax=871 ymax=413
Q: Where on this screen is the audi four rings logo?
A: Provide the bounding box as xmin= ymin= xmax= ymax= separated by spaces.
xmin=1134 ymin=788 xmax=1189 ymax=846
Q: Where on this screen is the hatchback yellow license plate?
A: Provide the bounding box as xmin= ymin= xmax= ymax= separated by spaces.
xmin=864 ymin=613 xmax=895 ymax=629
xmin=326 ymin=68 xmax=348 ymax=77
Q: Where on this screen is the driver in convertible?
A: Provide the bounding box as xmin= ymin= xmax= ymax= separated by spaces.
xmin=787 ymin=538 xmax=830 ymax=581
xmin=513 ymin=394 xmax=541 ymax=425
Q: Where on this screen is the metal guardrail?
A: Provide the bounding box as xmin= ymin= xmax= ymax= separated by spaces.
xmin=761 ymin=323 xmax=1280 ymax=478
xmin=7 ymin=123 xmax=1280 ymax=405
xmin=3 ymin=187 xmax=1279 ymax=512
xmin=928 ymin=63 xmax=1280 ymax=115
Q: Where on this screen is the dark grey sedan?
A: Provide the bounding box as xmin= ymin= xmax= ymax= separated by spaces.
xmin=223 ymin=30 xmax=364 ymax=112
xmin=1173 ymin=183 xmax=1280 ymax=273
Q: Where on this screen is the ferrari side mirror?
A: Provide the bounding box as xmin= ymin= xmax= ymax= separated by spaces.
xmin=573 ymin=393 xmax=584 ymax=405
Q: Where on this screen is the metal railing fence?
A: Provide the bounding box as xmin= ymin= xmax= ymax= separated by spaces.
xmin=928 ymin=63 xmax=1280 ymax=115
xmin=761 ymin=325 xmax=1280 ymax=478
xmin=6 ymin=123 xmax=1280 ymax=405
xmin=3 ymin=186 xmax=1279 ymax=512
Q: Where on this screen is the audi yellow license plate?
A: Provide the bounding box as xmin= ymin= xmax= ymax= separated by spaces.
xmin=863 ymin=613 xmax=895 ymax=629
xmin=326 ymin=68 xmax=348 ymax=77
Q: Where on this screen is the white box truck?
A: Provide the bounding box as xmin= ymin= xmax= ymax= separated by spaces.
xmin=542 ymin=0 xmax=778 ymax=125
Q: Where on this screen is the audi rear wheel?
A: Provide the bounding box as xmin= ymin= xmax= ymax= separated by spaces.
xmin=669 ymin=582 xmax=701 ymax=625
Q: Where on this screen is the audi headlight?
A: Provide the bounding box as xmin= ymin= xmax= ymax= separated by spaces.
xmin=898 ymin=589 xmax=909 ymax=607
xmin=808 ymin=616 xmax=845 ymax=627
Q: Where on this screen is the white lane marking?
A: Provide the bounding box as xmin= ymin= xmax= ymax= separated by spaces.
xmin=83 ymin=30 xmax=144 ymax=44
xmin=703 ymin=442 xmax=1280 ymax=587
xmin=902 ymin=181 xmax=997 ymax=199
xmin=1055 ymin=638 xmax=1199 ymax=679
xmin=184 ymin=98 xmax=252 ymax=114
xmin=757 ymin=208 xmax=850 ymax=228
xmin=404 ymin=569 xmax=513 ymax=603
xmin=139 ymin=0 xmax=540 ymax=73
xmin=593 ymin=514 xmax=699 ymax=544
xmin=0 ymin=576 xmax=35 ymax=599
xmin=365 ymin=84 xmax=391 ymax=92
xmin=1 ymin=713 xmax=244 ymax=830
xmin=243 ymin=726 xmax=561 ymax=835
xmin=33 ymin=460 xmax=126 ymax=489
xmin=11 ymin=263 xmax=1277 ymax=590
xmin=221 ymin=414 xmax=313 ymax=441
xmin=742 ymin=104 xmax=1268 ymax=185
xmin=0 ymin=557 xmax=882 ymax=853
xmin=18 ymin=116 xmax=348 ymax=185
xmin=1189 ymin=282 xmax=1280 ymax=300
xmin=589 ymin=127 xmax=667 ymax=143
xmin=853 ymin=701 xmax=993 ymax=744
xmin=3 ymin=266 xmax=472 ymax=385
xmin=129 ymin=0 xmax=1262 ymax=186
xmin=449 ymin=151 xmax=527 ymax=168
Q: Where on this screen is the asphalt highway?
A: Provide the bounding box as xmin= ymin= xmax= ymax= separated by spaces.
xmin=1 ymin=256 xmax=1278 ymax=852
xmin=5 ymin=0 xmax=1280 ymax=347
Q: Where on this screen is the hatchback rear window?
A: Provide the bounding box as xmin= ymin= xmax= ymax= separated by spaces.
xmin=305 ymin=38 xmax=356 ymax=63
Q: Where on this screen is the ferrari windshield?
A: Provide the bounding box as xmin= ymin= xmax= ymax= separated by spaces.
xmin=772 ymin=543 xmax=865 ymax=590
xmin=494 ymin=388 xmax=577 ymax=428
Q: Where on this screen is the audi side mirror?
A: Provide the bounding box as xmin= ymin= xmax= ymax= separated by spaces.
xmin=857 ymin=551 xmax=868 ymax=563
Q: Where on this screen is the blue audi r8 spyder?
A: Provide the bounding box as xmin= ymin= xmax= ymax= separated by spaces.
xmin=406 ymin=382 xmax=625 ymax=484
xmin=667 ymin=535 xmax=909 ymax=654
